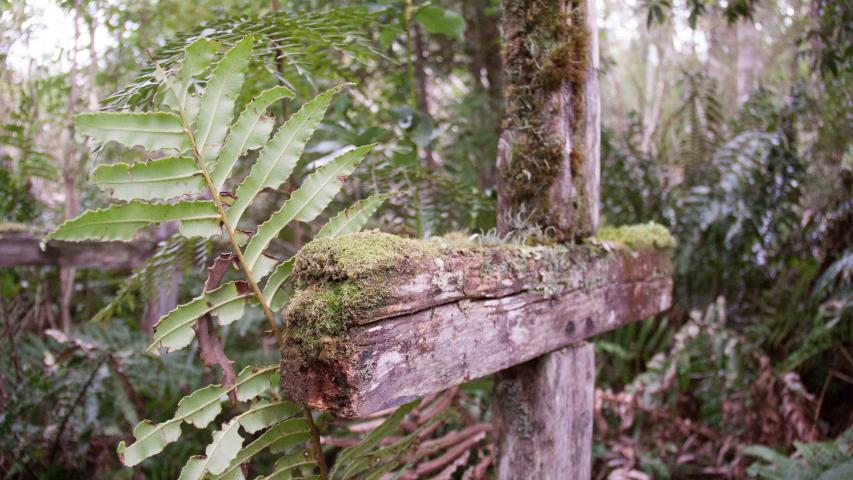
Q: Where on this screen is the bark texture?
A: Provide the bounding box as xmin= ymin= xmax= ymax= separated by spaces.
xmin=493 ymin=342 xmax=594 ymax=479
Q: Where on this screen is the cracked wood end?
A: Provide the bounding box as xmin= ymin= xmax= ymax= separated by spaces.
xmin=279 ymin=230 xmax=673 ymax=417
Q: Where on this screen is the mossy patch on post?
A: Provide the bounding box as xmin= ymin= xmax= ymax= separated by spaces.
xmin=499 ymin=0 xmax=592 ymax=239
xmin=592 ymin=223 xmax=676 ymax=251
xmin=292 ymin=230 xmax=436 ymax=283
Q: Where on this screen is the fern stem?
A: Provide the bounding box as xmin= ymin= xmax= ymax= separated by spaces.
xmin=303 ymin=406 xmax=329 ymax=479
xmin=197 ymin=163 xmax=284 ymax=344
xmin=150 ymin=55 xmax=326 ymax=479
xmin=149 ymin=54 xmax=284 ymax=346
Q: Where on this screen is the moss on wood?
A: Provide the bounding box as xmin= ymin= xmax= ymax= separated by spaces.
xmin=283 ymin=224 xmax=674 ymax=358
xmin=286 ymin=231 xmax=438 ymax=357
xmin=593 ymin=223 xmax=676 ymax=251
xmin=500 ymin=0 xmax=591 ymax=236
xmin=292 ymin=230 xmax=436 ymax=283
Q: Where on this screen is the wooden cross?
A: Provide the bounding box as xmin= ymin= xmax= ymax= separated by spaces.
xmin=279 ymin=0 xmax=674 ymax=477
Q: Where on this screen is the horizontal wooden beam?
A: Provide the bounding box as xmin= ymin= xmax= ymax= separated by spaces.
xmin=279 ymin=229 xmax=674 ymax=417
xmin=0 ymin=231 xmax=154 ymax=269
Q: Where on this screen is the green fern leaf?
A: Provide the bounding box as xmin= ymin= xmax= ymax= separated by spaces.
xmin=179 ymin=418 xmax=245 ymax=479
xmin=148 ymin=281 xmax=252 ymax=354
xmin=162 ymin=38 xmax=219 ymax=115
xmin=117 ymin=365 xmax=277 ymax=466
xmin=330 ymin=401 xmax=417 ymax=479
xmin=210 ymin=85 xmax=295 ymax=190
xmin=44 ymin=200 xmax=220 ymax=243
xmin=92 ymin=156 xmax=205 ymax=201
xmin=259 ymin=452 xmax=316 ymax=480
xmin=263 ymin=192 xmax=389 ymax=308
xmin=116 ymin=419 xmax=183 ymax=468
xmin=194 ymin=37 xmax=253 ymax=165
xmin=244 ymin=144 xmax=373 ymax=278
xmin=226 ymin=84 xmax=346 ymax=227
xmin=76 ymin=111 xmax=189 ymax=151
xmin=176 ymin=384 xmax=228 ymax=428
xmin=239 ymin=401 xmax=301 ymax=434
xmin=315 ymin=192 xmax=389 ymax=239
xmin=212 ymin=419 xmax=310 ymax=480
xmin=264 ymin=258 xmax=295 ymax=312
xmin=181 ymin=399 xmax=301 ymax=479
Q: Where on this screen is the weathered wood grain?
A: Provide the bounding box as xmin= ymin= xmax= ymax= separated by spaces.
xmin=493 ymin=342 xmax=594 ymax=479
xmin=0 ymin=231 xmax=154 ymax=269
xmin=280 ymin=245 xmax=672 ymax=418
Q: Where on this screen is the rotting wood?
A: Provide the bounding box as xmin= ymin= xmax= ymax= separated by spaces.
xmin=0 ymin=231 xmax=154 ymax=269
xmin=279 ymin=230 xmax=673 ymax=417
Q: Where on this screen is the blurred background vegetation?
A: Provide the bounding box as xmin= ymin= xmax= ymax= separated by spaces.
xmin=0 ymin=0 xmax=850 ymax=478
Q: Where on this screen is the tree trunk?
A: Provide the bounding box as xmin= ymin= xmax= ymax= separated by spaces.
xmin=60 ymin=0 xmax=82 ymax=332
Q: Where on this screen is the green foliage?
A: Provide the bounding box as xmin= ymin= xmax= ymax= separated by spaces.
xmin=90 ymin=234 xmax=210 ymax=324
xmin=745 ymin=428 xmax=853 ymax=479
xmin=644 ymin=0 xmax=757 ymax=28
xmin=76 ymin=112 xmax=190 ymax=150
xmin=44 ymin=34 xmax=390 ymax=477
xmin=45 ymin=200 xmax=221 ymax=243
xmin=0 ymin=323 xmax=209 ymax=476
xmin=147 ymin=281 xmax=252 ymax=354
xmin=329 ymin=401 xmax=417 ymax=479
xmin=92 ymin=156 xmax=207 ymax=201
xmin=414 ymin=5 xmax=464 ymax=41
xmin=103 ymin=7 xmax=384 ymax=111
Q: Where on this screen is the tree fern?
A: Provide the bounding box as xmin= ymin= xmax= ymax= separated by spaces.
xmin=46 ymin=36 xmax=389 ymax=477
xmin=102 ymin=7 xmax=384 ymax=111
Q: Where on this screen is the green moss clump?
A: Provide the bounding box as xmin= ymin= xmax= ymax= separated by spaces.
xmin=286 ymin=231 xmax=439 ymax=357
xmin=292 ymin=230 xmax=436 ymax=283
xmin=286 ymin=281 xmax=387 ymax=357
xmin=593 ymin=223 xmax=676 ymax=251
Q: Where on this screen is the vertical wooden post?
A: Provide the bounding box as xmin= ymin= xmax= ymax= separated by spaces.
xmin=493 ymin=343 xmax=595 ymax=479
xmin=494 ymin=0 xmax=600 ymax=477
xmin=497 ymin=0 xmax=599 ymax=241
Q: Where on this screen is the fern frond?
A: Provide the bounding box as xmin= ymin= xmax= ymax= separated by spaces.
xmin=76 ymin=112 xmax=190 ymax=150
xmin=56 ymin=30 xmax=391 ymax=477
xmin=226 ymin=84 xmax=346 ymax=228
xmin=244 ymin=144 xmax=372 ymax=278
xmin=117 ymin=365 xmax=277 ymax=467
xmin=44 ymin=200 xmax=221 ymax=243
xmin=148 ymin=281 xmax=253 ymax=355
xmin=92 ymin=156 xmax=205 ymax=201
xmin=194 ymin=37 xmax=253 ymax=165
xmin=102 ymin=7 xmax=384 ymax=111
xmin=330 ymin=401 xmax=418 ymax=479
xmin=212 ymin=418 xmax=310 ymax=480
